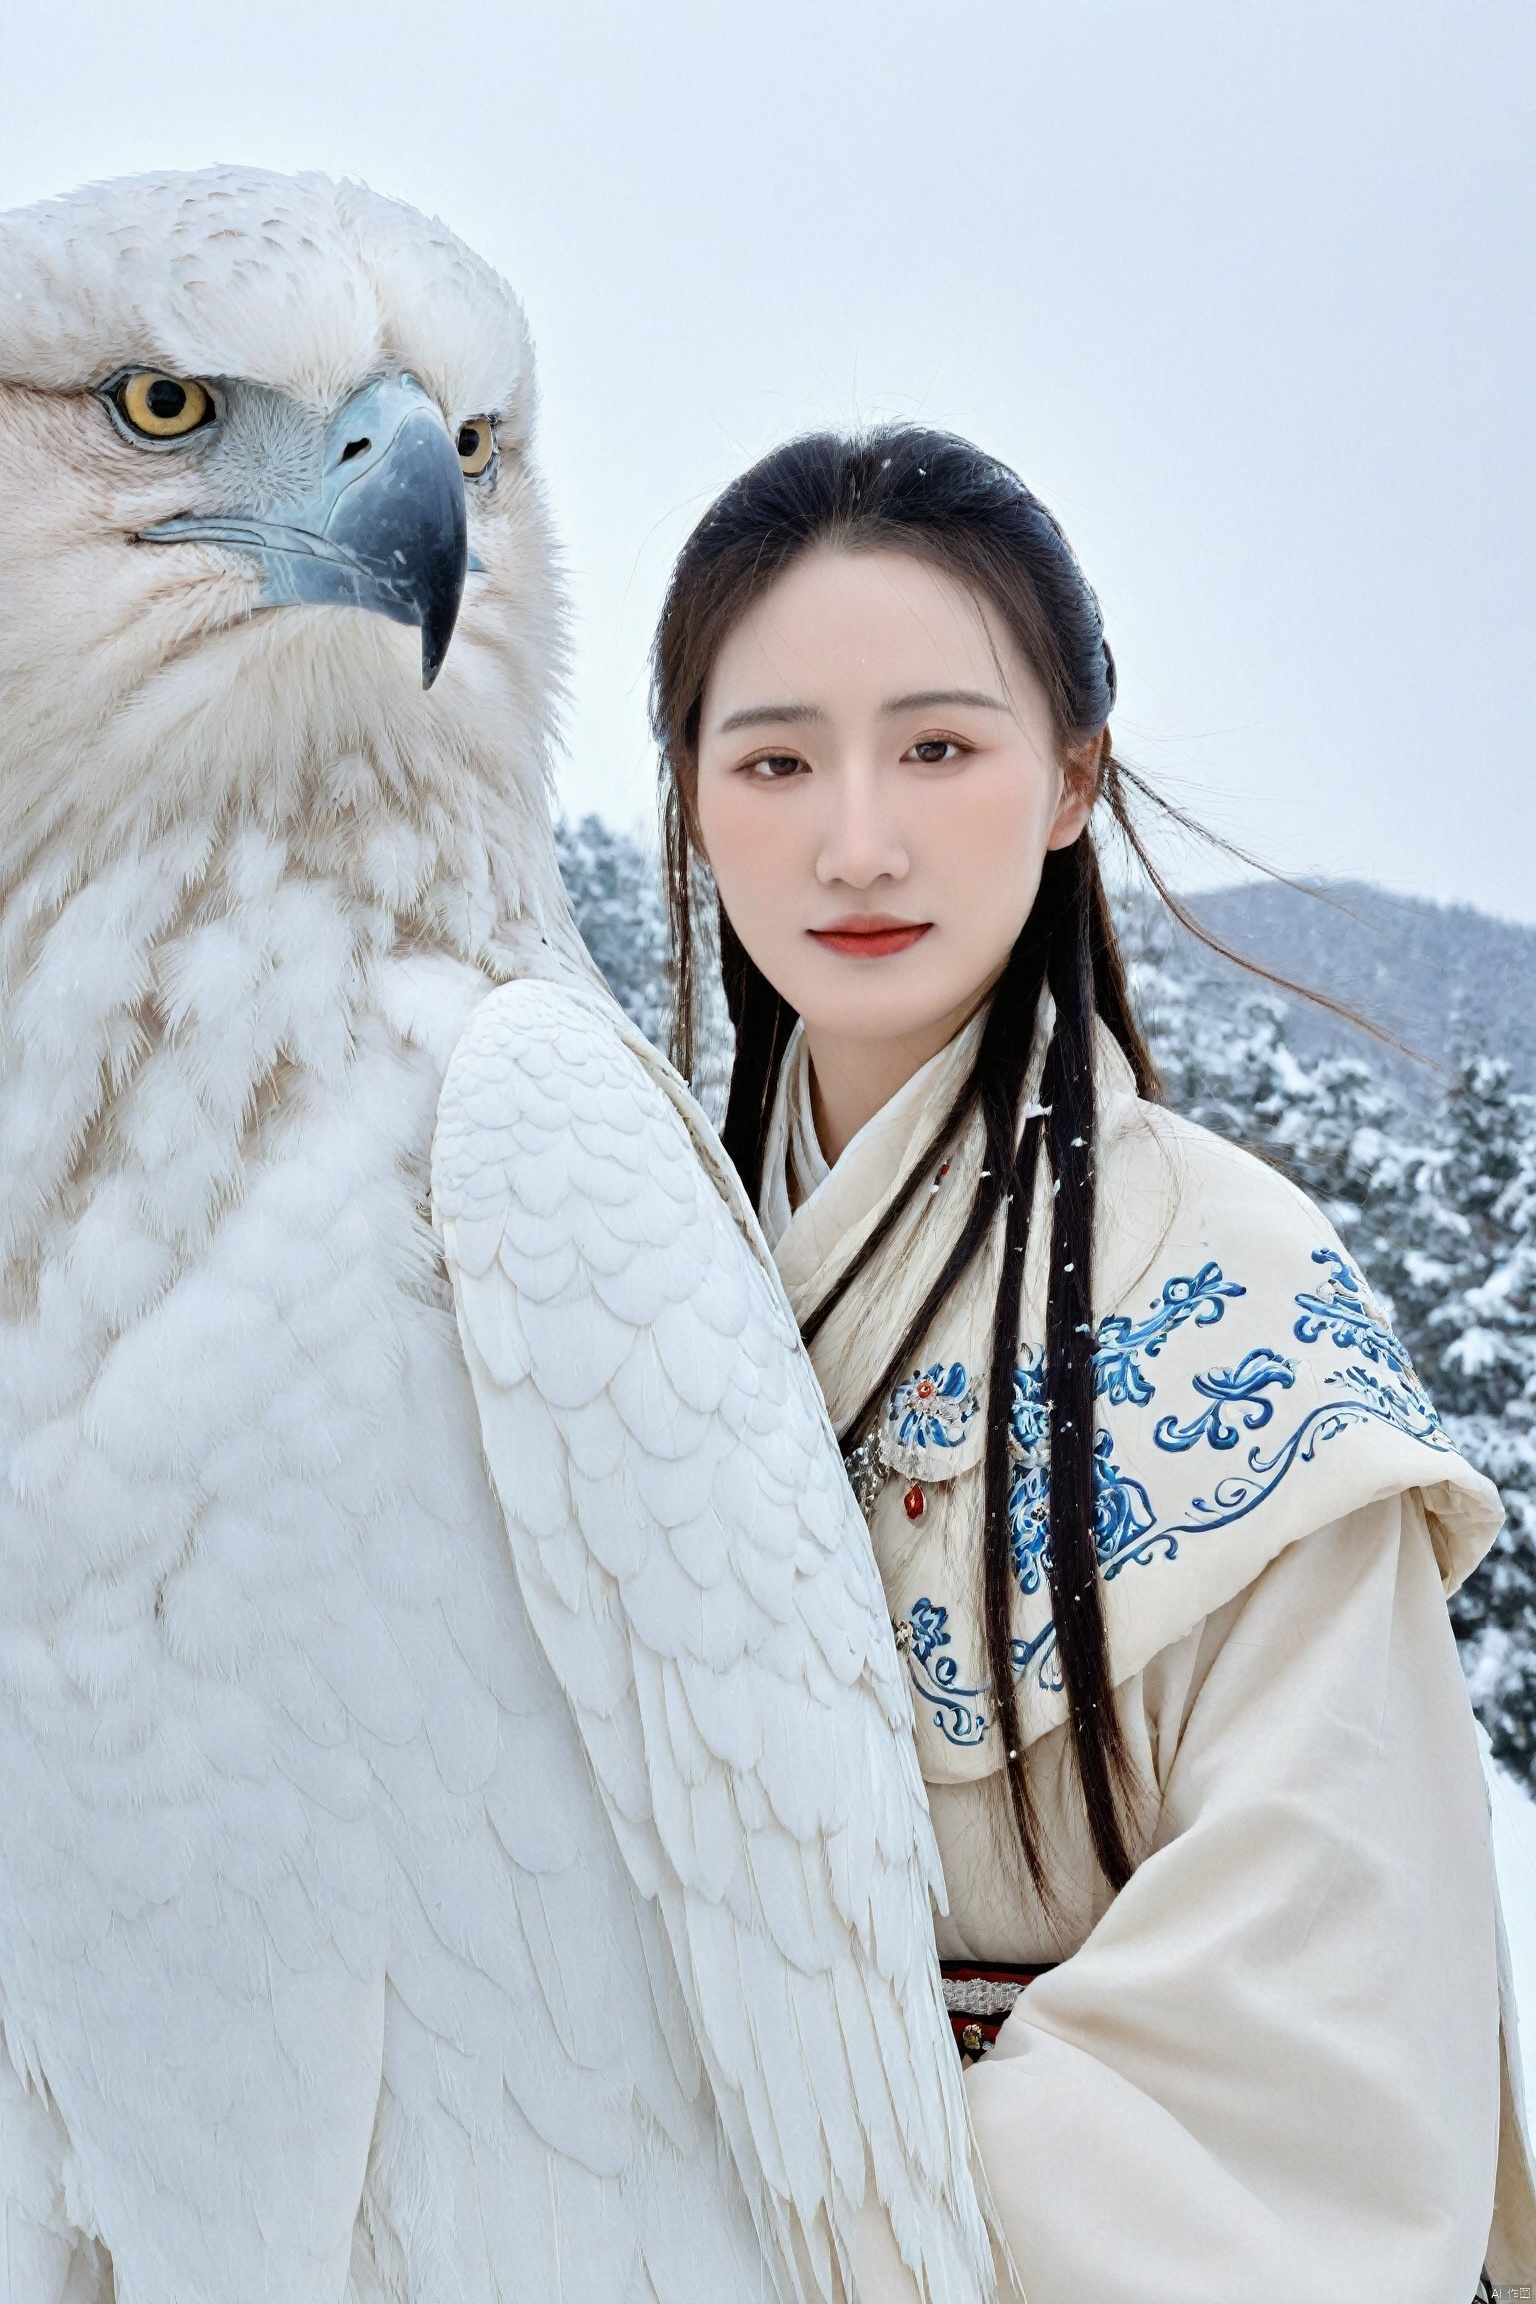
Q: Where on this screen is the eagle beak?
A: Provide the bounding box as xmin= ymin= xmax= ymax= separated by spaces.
xmin=137 ymin=376 xmax=468 ymax=689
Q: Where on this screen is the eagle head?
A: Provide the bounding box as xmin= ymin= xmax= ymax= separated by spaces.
xmin=0 ymin=167 xmax=562 ymax=869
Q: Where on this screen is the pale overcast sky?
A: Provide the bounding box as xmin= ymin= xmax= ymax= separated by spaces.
xmin=2 ymin=0 xmax=1532 ymax=917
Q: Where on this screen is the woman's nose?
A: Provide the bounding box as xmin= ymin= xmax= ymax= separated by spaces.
xmin=815 ymin=764 xmax=910 ymax=889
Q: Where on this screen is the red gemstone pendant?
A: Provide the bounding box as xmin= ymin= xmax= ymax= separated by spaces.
xmin=903 ymin=1482 xmax=926 ymax=1521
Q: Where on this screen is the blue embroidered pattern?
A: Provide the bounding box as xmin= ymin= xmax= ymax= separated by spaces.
xmin=1293 ymin=1248 xmax=1418 ymax=1376
xmin=886 ymin=1360 xmax=980 ymax=1453
xmin=898 ymin=1247 xmax=1454 ymax=1743
xmin=901 ymin=1608 xmax=1060 ymax=1750
xmin=899 ymin=1598 xmax=989 ymax=1745
xmin=1006 ymin=1355 xmax=1157 ymax=1597
xmin=1152 ymin=1349 xmax=1297 ymax=1453
xmin=1094 ymin=1261 xmax=1246 ymax=1406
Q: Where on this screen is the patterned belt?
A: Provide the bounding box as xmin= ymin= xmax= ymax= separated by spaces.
xmin=941 ymin=1961 xmax=1056 ymax=2059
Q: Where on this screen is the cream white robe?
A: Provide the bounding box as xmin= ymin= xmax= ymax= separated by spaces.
xmin=762 ymin=1018 xmax=1536 ymax=2301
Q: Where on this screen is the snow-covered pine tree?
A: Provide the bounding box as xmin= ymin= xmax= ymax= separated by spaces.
xmin=555 ymin=813 xmax=733 ymax=1115
xmin=1375 ymin=1061 xmax=1536 ymax=1780
xmin=554 ymin=813 xmax=673 ymax=1050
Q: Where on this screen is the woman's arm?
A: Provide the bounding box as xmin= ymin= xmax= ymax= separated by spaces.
xmin=963 ymin=1492 xmax=1502 ymax=2304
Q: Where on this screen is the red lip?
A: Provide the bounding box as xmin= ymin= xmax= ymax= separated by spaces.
xmin=808 ymin=915 xmax=933 ymax=959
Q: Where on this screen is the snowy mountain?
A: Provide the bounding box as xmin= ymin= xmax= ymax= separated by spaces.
xmin=1163 ymin=878 xmax=1536 ymax=1108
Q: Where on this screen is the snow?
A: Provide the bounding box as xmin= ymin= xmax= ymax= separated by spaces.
xmin=1485 ymin=1730 xmax=1536 ymax=2140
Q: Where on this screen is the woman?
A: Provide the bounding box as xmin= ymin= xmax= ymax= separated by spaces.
xmin=651 ymin=426 xmax=1536 ymax=2301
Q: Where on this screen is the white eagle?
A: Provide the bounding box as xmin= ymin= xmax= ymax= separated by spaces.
xmin=0 ymin=169 xmax=997 ymax=2304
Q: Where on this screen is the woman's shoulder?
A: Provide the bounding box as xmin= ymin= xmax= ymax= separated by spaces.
xmin=1081 ymin=1080 xmax=1502 ymax=1600
xmin=1096 ymin=1080 xmax=1349 ymax=1316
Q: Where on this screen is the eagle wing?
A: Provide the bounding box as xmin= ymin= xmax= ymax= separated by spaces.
xmin=433 ymin=978 xmax=998 ymax=2304
xmin=0 ymin=937 xmax=764 ymax=2304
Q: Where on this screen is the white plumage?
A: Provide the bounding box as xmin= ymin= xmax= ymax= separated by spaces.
xmin=435 ymin=981 xmax=997 ymax=2303
xmin=0 ymin=168 xmax=996 ymax=2304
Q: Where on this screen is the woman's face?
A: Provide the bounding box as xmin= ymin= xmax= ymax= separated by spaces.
xmin=695 ymin=545 xmax=1098 ymax=1060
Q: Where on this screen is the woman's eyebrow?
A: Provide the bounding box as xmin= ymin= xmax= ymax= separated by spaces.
xmin=881 ymin=688 xmax=1008 ymax=715
xmin=716 ymin=701 xmax=826 ymax=733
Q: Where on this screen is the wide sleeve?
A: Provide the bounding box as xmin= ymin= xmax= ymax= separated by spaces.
xmin=963 ymin=1491 xmax=1505 ymax=2304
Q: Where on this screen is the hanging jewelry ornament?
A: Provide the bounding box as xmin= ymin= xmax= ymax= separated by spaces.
xmin=903 ymin=1481 xmax=926 ymax=1521
xmin=842 ymin=1429 xmax=886 ymax=1524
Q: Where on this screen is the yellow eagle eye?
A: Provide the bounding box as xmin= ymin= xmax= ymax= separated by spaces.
xmin=113 ymin=372 xmax=215 ymax=441
xmin=456 ymin=418 xmax=497 ymax=478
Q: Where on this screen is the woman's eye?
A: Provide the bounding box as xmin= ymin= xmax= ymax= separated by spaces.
xmin=457 ymin=417 xmax=498 ymax=478
xmin=905 ymin=737 xmax=966 ymax=766
xmin=107 ymin=371 xmax=217 ymax=443
xmin=744 ymin=753 xmax=807 ymax=781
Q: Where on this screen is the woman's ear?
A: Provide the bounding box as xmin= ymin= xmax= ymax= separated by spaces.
xmin=1046 ymin=726 xmax=1107 ymax=850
